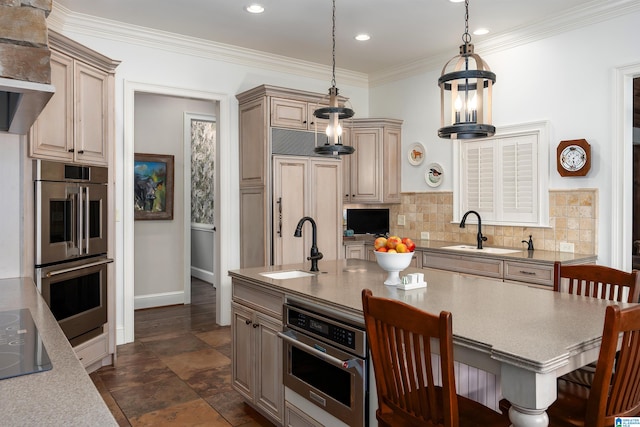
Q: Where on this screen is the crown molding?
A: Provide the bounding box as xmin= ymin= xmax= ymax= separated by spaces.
xmin=369 ymin=0 xmax=640 ymax=87
xmin=47 ymin=3 xmax=369 ymax=88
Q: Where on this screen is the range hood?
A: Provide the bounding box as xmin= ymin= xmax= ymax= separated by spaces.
xmin=0 ymin=76 xmax=54 ymax=135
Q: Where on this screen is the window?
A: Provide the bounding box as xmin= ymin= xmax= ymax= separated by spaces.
xmin=453 ymin=121 xmax=549 ymax=227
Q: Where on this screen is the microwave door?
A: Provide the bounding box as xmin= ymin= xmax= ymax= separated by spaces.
xmin=36 ymin=182 xmax=81 ymax=266
xmin=82 ymin=183 xmax=108 ymax=257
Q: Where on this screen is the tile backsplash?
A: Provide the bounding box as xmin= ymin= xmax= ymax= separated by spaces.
xmin=388 ymin=190 xmax=597 ymax=254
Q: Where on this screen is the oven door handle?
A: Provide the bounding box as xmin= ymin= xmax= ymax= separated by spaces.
xmin=278 ymin=330 xmax=363 ymax=376
xmin=45 ymin=258 xmax=114 ymax=278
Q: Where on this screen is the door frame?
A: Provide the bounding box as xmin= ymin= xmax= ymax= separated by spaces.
xmin=612 ymin=63 xmax=640 ymax=271
xmin=184 ymin=112 xmax=217 ymax=303
xmin=122 ymin=81 xmax=232 ymax=344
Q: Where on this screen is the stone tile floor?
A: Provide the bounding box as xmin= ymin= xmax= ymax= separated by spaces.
xmin=90 ymin=278 xmax=275 ymax=427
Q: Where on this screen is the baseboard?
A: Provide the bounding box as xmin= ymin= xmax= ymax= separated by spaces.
xmin=134 ymin=291 xmax=185 ymax=310
xmin=191 ymin=266 xmax=215 ymax=287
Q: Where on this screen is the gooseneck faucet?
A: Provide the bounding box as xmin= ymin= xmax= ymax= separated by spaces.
xmin=460 ymin=210 xmax=487 ymax=249
xmin=294 ymin=216 xmax=323 ymax=272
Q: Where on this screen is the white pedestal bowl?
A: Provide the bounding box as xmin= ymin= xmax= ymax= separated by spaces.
xmin=373 ymin=251 xmax=414 ymax=286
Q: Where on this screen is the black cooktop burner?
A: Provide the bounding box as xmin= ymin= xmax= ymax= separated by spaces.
xmin=0 ymin=309 xmax=52 ymax=380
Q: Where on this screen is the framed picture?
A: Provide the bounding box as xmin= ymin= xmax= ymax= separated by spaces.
xmin=134 ymin=153 xmax=174 ymax=220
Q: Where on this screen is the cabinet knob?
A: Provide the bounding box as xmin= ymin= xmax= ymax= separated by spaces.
xmin=77 ymin=150 xmax=85 ymax=154
xmin=245 ymin=319 xmax=252 ymax=325
xmin=252 ymin=323 xmax=259 ymax=328
xmin=68 ymin=148 xmax=74 ymax=153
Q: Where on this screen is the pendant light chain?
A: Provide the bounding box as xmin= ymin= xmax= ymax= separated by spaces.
xmin=331 ymin=0 xmax=337 ymax=88
xmin=462 ymin=0 xmax=471 ymax=44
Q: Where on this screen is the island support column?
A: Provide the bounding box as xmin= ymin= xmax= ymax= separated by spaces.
xmin=500 ymin=364 xmax=557 ymax=426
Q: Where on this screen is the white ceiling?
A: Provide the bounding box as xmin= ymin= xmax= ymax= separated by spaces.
xmin=52 ymin=0 xmax=619 ymax=75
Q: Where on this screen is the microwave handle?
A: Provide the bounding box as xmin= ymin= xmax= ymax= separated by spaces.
xmin=83 ymin=186 xmax=90 ymax=255
xmin=278 ymin=330 xmax=363 ymax=374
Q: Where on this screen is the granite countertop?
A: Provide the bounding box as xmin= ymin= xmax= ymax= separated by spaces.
xmin=229 ymin=259 xmax=623 ymax=373
xmin=0 ymin=277 xmax=116 ymax=427
xmin=344 ymin=237 xmax=597 ymax=264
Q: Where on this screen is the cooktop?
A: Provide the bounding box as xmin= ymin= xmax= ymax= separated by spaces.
xmin=0 ymin=309 xmax=52 ymax=381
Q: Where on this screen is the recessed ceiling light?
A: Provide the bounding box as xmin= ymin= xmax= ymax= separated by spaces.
xmin=449 ymin=0 xmax=465 ymax=3
xmin=245 ymin=4 xmax=264 ymax=14
xmin=473 ymin=28 xmax=489 ymax=35
xmin=355 ymin=34 xmax=371 ymax=41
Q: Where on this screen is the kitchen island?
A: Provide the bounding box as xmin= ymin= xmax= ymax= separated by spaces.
xmin=229 ymin=258 xmax=630 ymax=427
xmin=0 ymin=277 xmax=117 ymax=426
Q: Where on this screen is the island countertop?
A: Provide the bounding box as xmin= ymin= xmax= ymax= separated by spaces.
xmin=0 ymin=277 xmax=116 ymax=427
xmin=229 ymin=258 xmax=626 ymax=373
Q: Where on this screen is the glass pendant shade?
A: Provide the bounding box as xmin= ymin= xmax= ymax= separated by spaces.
xmin=438 ymin=0 xmax=496 ymax=140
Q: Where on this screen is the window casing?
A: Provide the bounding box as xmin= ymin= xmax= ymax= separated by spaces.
xmin=453 ymin=121 xmax=549 ymax=227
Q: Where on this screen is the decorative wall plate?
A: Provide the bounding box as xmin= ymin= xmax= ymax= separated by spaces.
xmin=425 ymin=163 xmax=443 ymax=187
xmin=408 ymin=142 xmax=426 ymax=166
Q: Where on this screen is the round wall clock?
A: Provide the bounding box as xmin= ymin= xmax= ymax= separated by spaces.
xmin=557 ymin=139 xmax=591 ymax=177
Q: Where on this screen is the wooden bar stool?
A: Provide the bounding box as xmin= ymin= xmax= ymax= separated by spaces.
xmin=362 ymin=289 xmax=510 ymax=427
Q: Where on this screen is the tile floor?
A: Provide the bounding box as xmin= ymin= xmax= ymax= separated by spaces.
xmin=90 ymin=278 xmax=275 ymax=427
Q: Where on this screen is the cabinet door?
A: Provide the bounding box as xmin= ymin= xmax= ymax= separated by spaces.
xmin=255 ymin=311 xmax=284 ymax=423
xmin=345 ymin=244 xmax=365 ymax=259
xmin=231 ymin=302 xmax=254 ymax=400
xmin=341 ymin=128 xmax=352 ymax=203
xmin=310 ymin=158 xmax=342 ymax=261
xmin=30 ymin=50 xmax=74 ymax=161
xmin=74 ymin=62 xmax=109 ymax=165
xmin=271 ymin=98 xmax=308 ymax=130
xmin=382 ymin=126 xmax=402 ymax=203
xmin=272 ymin=156 xmax=308 ymax=265
xmin=350 ymin=128 xmax=382 ymax=203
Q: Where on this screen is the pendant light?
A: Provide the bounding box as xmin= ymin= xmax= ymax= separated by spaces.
xmin=314 ymin=0 xmax=355 ymax=156
xmin=438 ymin=0 xmax=496 ymax=139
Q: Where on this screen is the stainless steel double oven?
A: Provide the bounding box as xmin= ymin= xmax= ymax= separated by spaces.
xmin=34 ymin=160 xmax=111 ymax=346
xmin=280 ymin=300 xmax=368 ymax=426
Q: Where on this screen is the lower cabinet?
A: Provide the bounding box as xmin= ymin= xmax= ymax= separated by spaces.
xmin=232 ymin=282 xmax=284 ymax=425
xmin=422 ymin=251 xmax=503 ymax=279
xmin=344 ymin=243 xmax=365 ymax=259
xmin=285 ymin=402 xmax=324 ymax=427
xmin=74 ymin=332 xmax=111 ymax=372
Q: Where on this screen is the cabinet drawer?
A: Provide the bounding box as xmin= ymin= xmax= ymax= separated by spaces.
xmin=74 ymin=332 xmax=108 ymax=368
xmin=504 ymin=261 xmax=554 ymax=287
xmin=233 ymin=279 xmax=284 ymax=319
xmin=423 ymin=252 xmax=503 ymax=278
xmin=285 ymin=402 xmax=324 ymax=427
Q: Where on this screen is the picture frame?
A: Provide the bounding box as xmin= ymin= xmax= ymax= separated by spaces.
xmin=134 ymin=153 xmax=174 ymax=220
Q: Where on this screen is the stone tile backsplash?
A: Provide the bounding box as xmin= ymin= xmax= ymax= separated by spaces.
xmin=388 ymin=190 xmax=597 ymax=254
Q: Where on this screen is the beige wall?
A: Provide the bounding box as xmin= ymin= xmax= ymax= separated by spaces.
xmin=389 ymin=190 xmax=597 ymax=255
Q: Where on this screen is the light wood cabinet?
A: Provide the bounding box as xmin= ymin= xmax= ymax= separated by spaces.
xmin=30 ymin=32 xmax=118 ymax=166
xmin=503 ymin=260 xmax=555 ymax=287
xmin=272 ymin=156 xmax=342 ymax=265
xmin=344 ymin=118 xmax=402 ymax=204
xmin=232 ymin=281 xmax=285 ymax=425
xmin=344 ymin=242 xmax=365 ymax=259
xmin=270 ymin=97 xmax=330 ymax=131
xmin=237 ymin=85 xmax=347 ymax=268
xmin=422 ymin=251 xmax=503 ymax=279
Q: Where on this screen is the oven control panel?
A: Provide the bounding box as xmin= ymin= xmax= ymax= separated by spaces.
xmin=285 ymin=304 xmax=366 ymax=356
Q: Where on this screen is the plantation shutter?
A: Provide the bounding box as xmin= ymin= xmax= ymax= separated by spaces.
xmin=501 ymin=135 xmax=537 ymax=222
xmin=463 ymin=140 xmax=495 ymax=220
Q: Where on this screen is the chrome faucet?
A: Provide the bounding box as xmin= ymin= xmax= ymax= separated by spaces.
xmin=460 ymin=210 xmax=487 ymax=249
xmin=294 ymin=216 xmax=323 ymax=272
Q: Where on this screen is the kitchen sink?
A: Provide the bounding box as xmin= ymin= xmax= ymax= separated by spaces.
xmin=259 ymin=270 xmax=315 ymax=280
xmin=441 ymin=245 xmax=521 ymax=255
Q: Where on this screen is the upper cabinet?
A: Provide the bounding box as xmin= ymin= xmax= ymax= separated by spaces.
xmin=270 ymin=97 xmax=330 ymax=131
xmin=30 ymin=31 xmax=120 ymax=166
xmin=344 ymin=118 xmax=403 ymax=204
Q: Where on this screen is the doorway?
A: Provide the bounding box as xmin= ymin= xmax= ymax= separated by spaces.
xmin=122 ymin=82 xmax=233 ymax=344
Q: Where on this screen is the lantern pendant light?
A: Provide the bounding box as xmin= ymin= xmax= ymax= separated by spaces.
xmin=438 ymin=0 xmax=496 ymax=139
xmin=314 ymin=0 xmax=355 ymax=156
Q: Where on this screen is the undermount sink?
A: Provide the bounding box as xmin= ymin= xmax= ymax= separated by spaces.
xmin=259 ymin=270 xmax=315 ymax=280
xmin=441 ymin=245 xmax=521 ymax=255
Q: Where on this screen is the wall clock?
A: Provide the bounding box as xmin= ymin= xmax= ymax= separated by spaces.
xmin=557 ymin=139 xmax=591 ymax=177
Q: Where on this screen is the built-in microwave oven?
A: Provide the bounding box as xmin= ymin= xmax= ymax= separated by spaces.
xmin=34 ymin=160 xmax=108 ymax=267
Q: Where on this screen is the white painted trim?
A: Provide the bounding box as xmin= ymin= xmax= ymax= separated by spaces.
xmin=191 ymin=266 xmax=215 ymax=286
xmin=612 ymin=63 xmax=640 ymax=271
xmin=191 ymin=223 xmax=215 ymax=231
xmin=134 ymin=291 xmax=185 ymax=310
xmin=47 ymin=4 xmax=367 ymax=88
xmin=122 ymin=81 xmax=231 ymax=344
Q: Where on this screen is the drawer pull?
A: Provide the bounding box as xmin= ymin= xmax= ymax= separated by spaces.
xmin=519 ymin=270 xmax=536 ymax=275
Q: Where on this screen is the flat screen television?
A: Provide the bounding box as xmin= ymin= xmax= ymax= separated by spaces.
xmin=346 ymin=209 xmax=389 ymax=236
